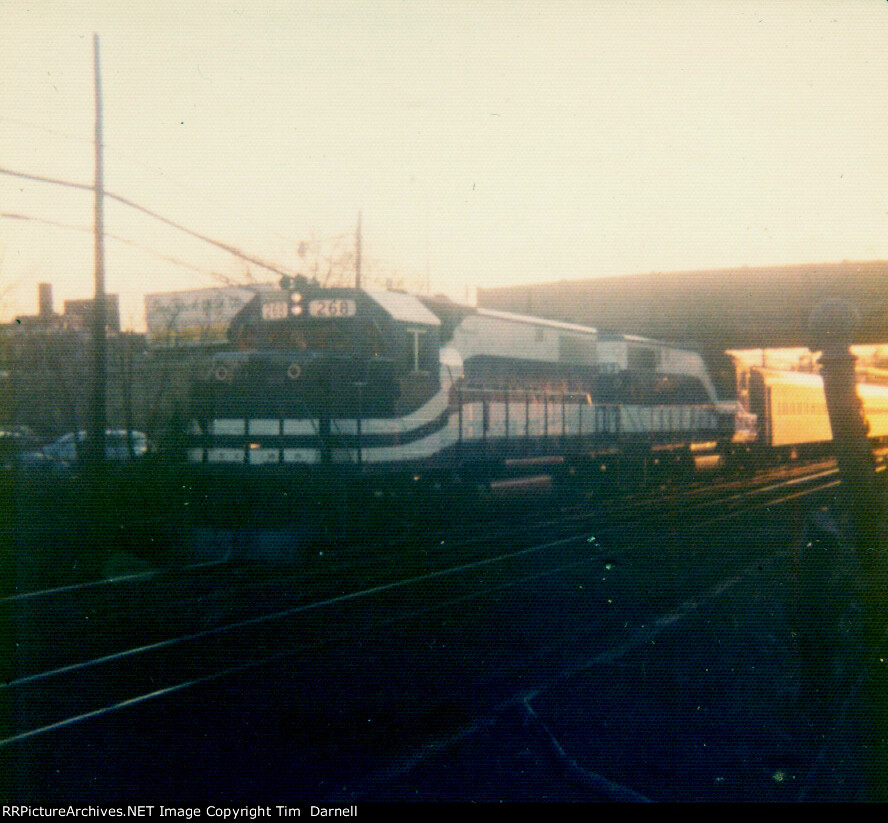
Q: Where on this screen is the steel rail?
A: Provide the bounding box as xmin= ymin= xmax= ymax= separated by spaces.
xmin=3 ymin=459 xmax=839 ymax=606
xmin=328 ymin=549 xmax=791 ymax=803
xmin=1 ymin=470 xmax=844 ymax=751
xmin=5 ymin=467 xmax=843 ymax=687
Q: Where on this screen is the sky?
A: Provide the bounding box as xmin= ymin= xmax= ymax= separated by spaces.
xmin=2 ymin=0 xmax=888 ymax=330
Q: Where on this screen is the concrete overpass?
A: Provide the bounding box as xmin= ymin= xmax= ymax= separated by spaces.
xmin=476 ymin=261 xmax=888 ymax=352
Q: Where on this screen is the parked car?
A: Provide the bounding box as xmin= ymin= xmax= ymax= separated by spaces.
xmin=0 ymin=426 xmax=42 ymax=470
xmin=18 ymin=430 xmax=149 ymax=469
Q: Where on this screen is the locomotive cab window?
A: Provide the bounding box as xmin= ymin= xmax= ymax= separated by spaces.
xmin=406 ymin=327 xmax=436 ymax=373
xmin=255 ymin=319 xmax=388 ymax=356
xmin=265 ymin=321 xmax=351 ymax=352
xmin=628 ymin=346 xmax=659 ymax=371
xmin=359 ymin=320 xmax=387 ymax=358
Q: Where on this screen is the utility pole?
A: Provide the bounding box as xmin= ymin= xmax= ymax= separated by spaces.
xmin=355 ymin=210 xmax=362 ymax=289
xmin=89 ymin=32 xmax=107 ymax=465
xmin=425 ymin=191 xmax=430 ymax=294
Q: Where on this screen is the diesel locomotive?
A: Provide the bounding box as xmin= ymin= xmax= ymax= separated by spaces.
xmin=177 ymin=278 xmax=742 ymax=475
xmin=146 ymin=278 xmax=888 ymax=479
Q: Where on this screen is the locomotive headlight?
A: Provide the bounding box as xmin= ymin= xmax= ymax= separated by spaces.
xmin=291 ymin=304 xmax=303 ymax=316
xmin=290 ymin=292 xmax=302 ymax=303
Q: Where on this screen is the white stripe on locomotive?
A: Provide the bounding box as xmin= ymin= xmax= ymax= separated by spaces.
xmin=191 ymin=388 xmax=720 ymax=464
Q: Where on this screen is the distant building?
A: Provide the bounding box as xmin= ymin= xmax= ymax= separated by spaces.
xmin=0 ymin=285 xmax=137 ymax=435
xmin=3 ymin=284 xmax=120 ymax=336
xmin=62 ymin=295 xmax=120 ymax=335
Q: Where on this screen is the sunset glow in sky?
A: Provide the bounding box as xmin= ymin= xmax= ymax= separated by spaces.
xmin=3 ymin=1 xmax=888 ymax=328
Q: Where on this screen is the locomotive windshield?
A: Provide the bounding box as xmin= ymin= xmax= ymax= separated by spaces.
xmin=232 ymin=316 xmax=387 ymax=357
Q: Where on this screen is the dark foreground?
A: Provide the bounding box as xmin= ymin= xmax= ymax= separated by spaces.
xmin=3 ymin=466 xmax=888 ymax=804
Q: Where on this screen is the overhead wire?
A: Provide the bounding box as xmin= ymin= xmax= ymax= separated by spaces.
xmin=0 ymin=115 xmax=301 ymax=249
xmin=0 ymin=212 xmax=250 ymax=288
xmin=0 ymin=165 xmax=298 ymax=280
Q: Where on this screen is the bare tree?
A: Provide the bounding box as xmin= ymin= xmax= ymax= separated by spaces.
xmin=293 ymin=233 xmax=425 ymax=292
xmin=6 ymin=330 xmax=89 ymax=441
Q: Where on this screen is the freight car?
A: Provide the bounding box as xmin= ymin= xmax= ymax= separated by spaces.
xmin=179 ymin=278 xmax=742 ymax=479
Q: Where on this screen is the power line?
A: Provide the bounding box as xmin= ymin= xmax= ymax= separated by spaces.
xmin=0 ymin=212 xmax=250 ymax=287
xmin=0 ymin=164 xmax=298 ymax=280
xmin=0 ymin=165 xmax=92 ymax=194
xmin=0 ymin=115 xmax=303 ymax=250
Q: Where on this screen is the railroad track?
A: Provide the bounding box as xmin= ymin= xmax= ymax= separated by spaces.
xmin=1 ymin=463 xmax=852 ymax=783
xmin=331 ymin=543 xmax=869 ymax=803
xmin=3 ymin=462 xmax=843 ymax=684
xmin=329 ymin=549 xmax=795 ymax=803
xmin=4 ymin=458 xmax=841 ymax=607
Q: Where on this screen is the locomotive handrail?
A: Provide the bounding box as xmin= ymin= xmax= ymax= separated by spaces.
xmin=458 ymin=386 xmax=593 ymax=405
xmin=290 ymin=399 xmax=321 ymax=437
